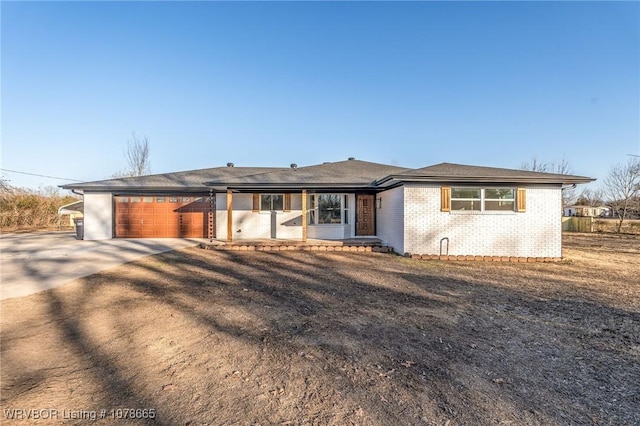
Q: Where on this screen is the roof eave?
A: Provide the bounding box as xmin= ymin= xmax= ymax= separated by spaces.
xmin=378 ymin=175 xmax=595 ymax=185
xmin=224 ymin=182 xmax=380 ymax=191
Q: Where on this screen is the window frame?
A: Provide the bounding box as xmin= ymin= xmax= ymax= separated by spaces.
xmin=308 ymin=194 xmax=349 ymax=225
xmin=450 ymin=187 xmax=516 ymax=213
xmin=260 ymin=194 xmax=284 ymax=212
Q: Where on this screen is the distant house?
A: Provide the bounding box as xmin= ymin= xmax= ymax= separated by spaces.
xmin=62 ymin=159 xmax=593 ymax=259
xmin=563 ymin=205 xmax=611 ymax=218
xmin=57 ymin=200 xmax=84 ymax=227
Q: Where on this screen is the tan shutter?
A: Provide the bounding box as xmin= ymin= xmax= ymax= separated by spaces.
xmin=284 ymin=193 xmax=291 ymax=212
xmin=441 ymin=187 xmax=451 ymax=212
xmin=517 ymin=188 xmax=526 ymax=212
xmin=252 ymin=193 xmax=260 ymax=212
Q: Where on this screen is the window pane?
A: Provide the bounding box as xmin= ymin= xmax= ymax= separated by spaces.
xmin=117 ymin=197 xmax=129 ymax=203
xmin=130 ymin=197 xmax=141 ymax=203
xmin=169 ymin=197 xmax=179 ymax=203
xmin=182 ymin=197 xmax=191 ymax=203
xmin=271 ymin=194 xmax=283 ymax=211
xmin=451 ymin=188 xmax=481 ymax=199
xmin=344 ymin=195 xmax=349 ymax=224
xmin=261 ymin=195 xmax=272 ymax=211
xmin=485 ymin=200 xmax=515 ymax=211
xmin=485 ymin=188 xmax=514 ymax=199
xmin=143 ymin=197 xmax=154 ymax=203
xmin=308 ymin=210 xmax=316 ymax=225
xmin=156 ymin=197 xmax=165 ymax=203
xmin=318 ymin=194 xmax=342 ymax=224
xmin=451 ymin=200 xmax=481 ymax=211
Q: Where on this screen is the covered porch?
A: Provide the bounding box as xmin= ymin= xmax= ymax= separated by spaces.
xmin=220 ymin=188 xmax=378 ymax=242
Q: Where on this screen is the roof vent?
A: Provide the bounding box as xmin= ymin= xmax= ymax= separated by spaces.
xmin=348 ymin=157 xmax=355 ymax=161
xmin=226 ymin=162 xmax=234 ymax=168
xmin=290 ymin=163 xmax=297 ymax=169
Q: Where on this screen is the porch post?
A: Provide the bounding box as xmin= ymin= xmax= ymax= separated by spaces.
xmin=227 ymin=189 xmax=233 ymax=242
xmin=301 ymin=189 xmax=307 ymax=242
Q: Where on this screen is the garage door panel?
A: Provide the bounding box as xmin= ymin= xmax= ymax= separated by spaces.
xmin=115 ymin=195 xmax=213 ymax=238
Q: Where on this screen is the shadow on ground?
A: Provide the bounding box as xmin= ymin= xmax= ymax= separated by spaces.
xmin=1 ymin=246 xmax=639 ymax=425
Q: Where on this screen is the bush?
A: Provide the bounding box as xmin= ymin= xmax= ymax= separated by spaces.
xmin=0 ymin=187 xmax=79 ymax=231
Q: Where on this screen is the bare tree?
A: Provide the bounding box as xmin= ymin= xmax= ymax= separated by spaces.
xmin=602 ymin=157 xmax=640 ymax=233
xmin=114 ymin=133 xmax=151 ymax=177
xmin=575 ymin=188 xmax=605 ymax=207
xmin=521 ymin=155 xmax=576 ymax=208
xmin=521 ymin=155 xmax=572 ymax=174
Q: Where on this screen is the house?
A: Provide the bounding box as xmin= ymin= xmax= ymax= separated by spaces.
xmin=61 ymin=159 xmax=594 ymax=259
xmin=563 ymin=205 xmax=611 ymax=218
xmin=57 ymin=200 xmax=84 ymax=227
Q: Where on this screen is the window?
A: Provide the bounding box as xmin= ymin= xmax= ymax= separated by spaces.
xmin=308 ymin=194 xmax=348 ymax=224
xmin=182 ymin=197 xmax=191 ymax=203
xmin=169 ymin=197 xmax=179 ymax=203
xmin=344 ymin=195 xmax=349 ymax=224
xmin=143 ymin=197 xmax=154 ymax=203
xmin=450 ymin=188 xmax=516 ymax=212
xmin=156 ymin=197 xmax=165 ymax=203
xmin=260 ymin=194 xmax=284 ymax=211
xmin=451 ymin=188 xmax=481 ymax=211
xmin=130 ymin=197 xmax=141 ymax=203
xmin=117 ymin=197 xmax=129 ymax=203
xmin=484 ymin=188 xmax=515 ymax=211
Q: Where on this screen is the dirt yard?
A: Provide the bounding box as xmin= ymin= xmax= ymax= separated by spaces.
xmin=1 ymin=233 xmax=639 ymax=425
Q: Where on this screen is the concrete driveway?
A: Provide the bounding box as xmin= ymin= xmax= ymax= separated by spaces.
xmin=0 ymin=232 xmax=203 ymax=301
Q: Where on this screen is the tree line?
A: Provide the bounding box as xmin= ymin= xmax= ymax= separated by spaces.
xmin=522 ymin=156 xmax=640 ymax=233
xmin=0 ymin=186 xmax=79 ymax=230
xmin=0 ymin=133 xmax=151 ymax=231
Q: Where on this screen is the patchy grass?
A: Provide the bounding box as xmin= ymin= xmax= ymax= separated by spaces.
xmin=1 ymin=233 xmax=639 ymax=425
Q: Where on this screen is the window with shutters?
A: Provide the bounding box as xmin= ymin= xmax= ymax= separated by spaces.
xmin=260 ymin=194 xmax=284 ymax=211
xmin=449 ymin=187 xmax=520 ymax=212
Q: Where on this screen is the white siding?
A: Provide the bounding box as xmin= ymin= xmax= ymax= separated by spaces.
xmin=216 ymin=193 xmax=305 ymax=240
xmin=403 ymin=184 xmax=562 ymax=258
xmin=376 ymin=186 xmax=404 ymax=253
xmin=83 ymin=192 xmax=113 ymax=240
xmin=307 ymin=225 xmax=351 ymax=240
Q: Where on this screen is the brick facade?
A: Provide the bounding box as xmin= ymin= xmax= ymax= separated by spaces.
xmin=401 ymin=184 xmax=562 ymax=258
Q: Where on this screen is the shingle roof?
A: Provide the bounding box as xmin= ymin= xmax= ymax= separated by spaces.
xmin=209 ymin=160 xmax=410 ymax=188
xmin=378 ymin=162 xmax=594 ymax=185
xmin=61 ymin=160 xmax=594 ymax=192
xmin=62 ymin=166 xmax=286 ymax=191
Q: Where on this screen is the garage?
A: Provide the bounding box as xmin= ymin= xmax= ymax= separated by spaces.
xmin=115 ymin=195 xmax=214 ymax=238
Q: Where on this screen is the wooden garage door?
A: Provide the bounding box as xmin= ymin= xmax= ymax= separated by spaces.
xmin=115 ymin=195 xmax=214 ymax=238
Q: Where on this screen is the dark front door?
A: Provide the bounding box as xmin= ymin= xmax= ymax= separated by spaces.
xmin=356 ymin=194 xmax=375 ymax=236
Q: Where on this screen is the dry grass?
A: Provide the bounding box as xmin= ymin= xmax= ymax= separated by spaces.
xmin=1 ymin=233 xmax=638 ymax=425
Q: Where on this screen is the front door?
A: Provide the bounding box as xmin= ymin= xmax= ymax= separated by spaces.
xmin=356 ymin=194 xmax=375 ymax=236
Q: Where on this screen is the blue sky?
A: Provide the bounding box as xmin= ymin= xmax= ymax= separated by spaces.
xmin=2 ymin=1 xmax=638 ymax=190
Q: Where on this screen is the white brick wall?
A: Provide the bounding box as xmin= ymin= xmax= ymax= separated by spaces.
xmin=83 ymin=192 xmax=113 ymax=240
xmin=376 ymin=186 xmax=404 ymax=253
xmin=403 ymin=184 xmax=562 ymax=258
